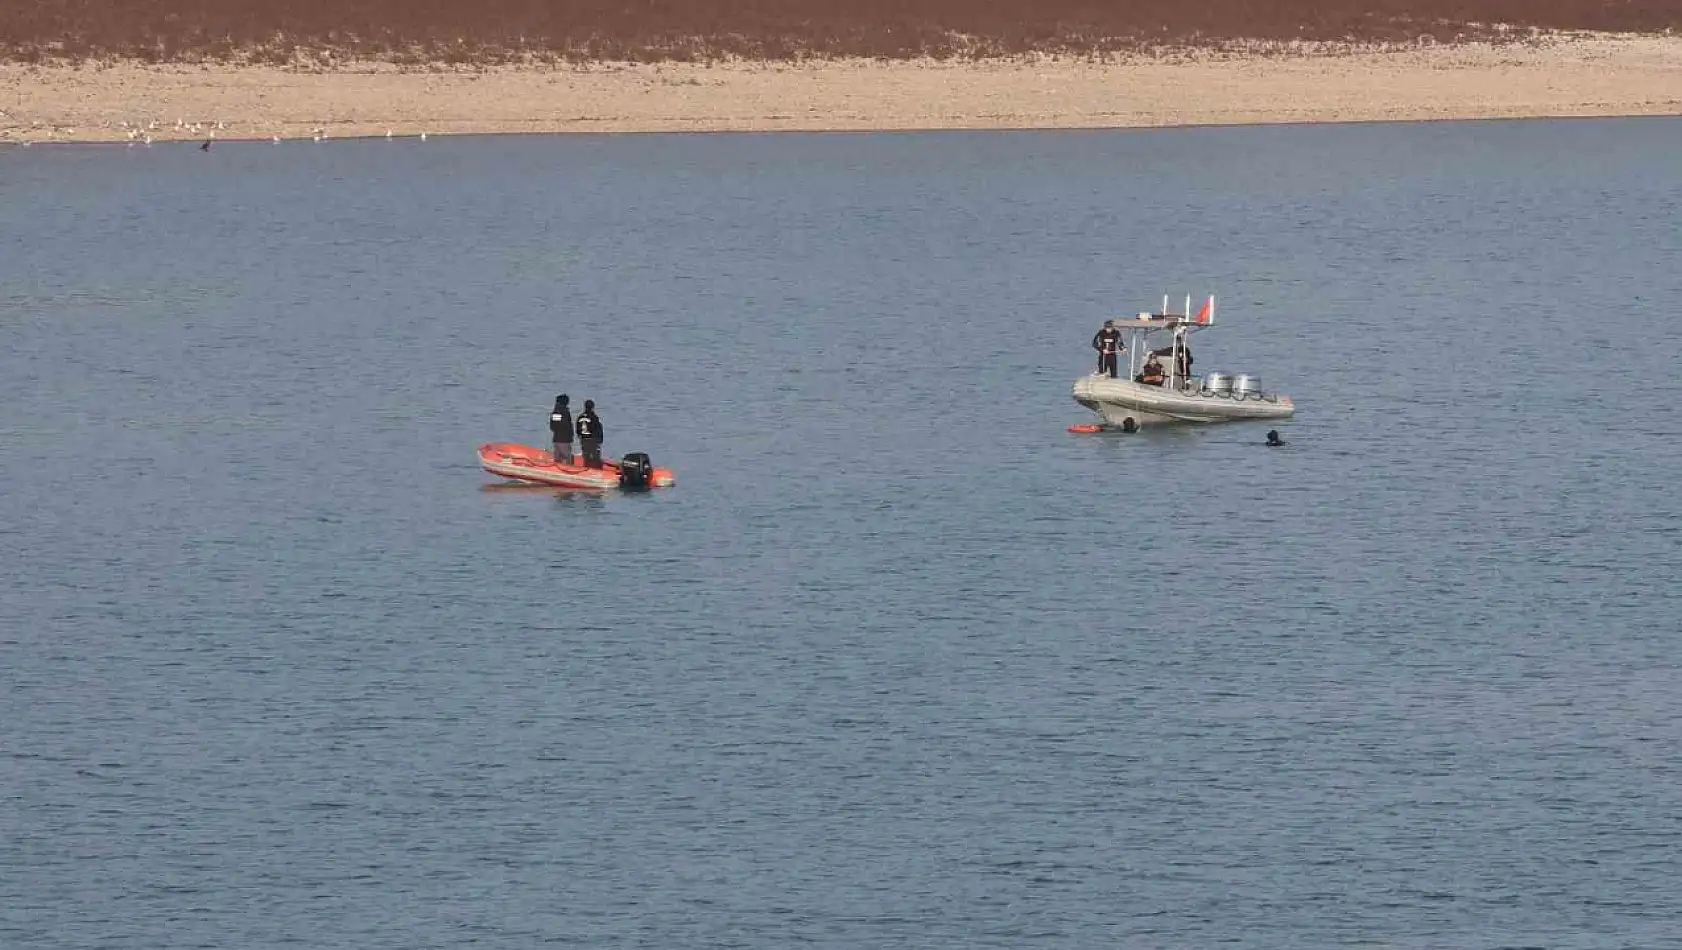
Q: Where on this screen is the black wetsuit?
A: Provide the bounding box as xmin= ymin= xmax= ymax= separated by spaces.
xmin=550 ymin=404 xmax=573 ymax=464
xmin=1092 ymin=327 xmax=1123 ymax=378
xmin=575 ymin=410 xmax=603 ymax=468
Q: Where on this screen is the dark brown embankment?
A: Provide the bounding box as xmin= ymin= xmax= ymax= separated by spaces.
xmin=3 ymin=1 xmax=1680 ymax=63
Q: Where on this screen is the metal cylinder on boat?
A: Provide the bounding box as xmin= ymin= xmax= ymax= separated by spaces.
xmin=1233 ymin=374 xmax=1262 ymax=396
xmin=1204 ymin=372 xmax=1232 ymax=396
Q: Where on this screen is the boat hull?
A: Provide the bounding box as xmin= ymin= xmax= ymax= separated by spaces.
xmin=478 ymin=442 xmax=676 ymax=490
xmin=1072 ymin=375 xmax=1294 ymax=427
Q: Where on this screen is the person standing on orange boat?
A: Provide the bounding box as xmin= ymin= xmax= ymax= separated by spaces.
xmin=549 ymin=395 xmax=574 ymax=466
xmin=575 ymin=400 xmax=604 ymax=469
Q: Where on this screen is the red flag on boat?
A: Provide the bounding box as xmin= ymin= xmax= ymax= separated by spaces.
xmin=1195 ymin=295 xmax=1215 ymax=325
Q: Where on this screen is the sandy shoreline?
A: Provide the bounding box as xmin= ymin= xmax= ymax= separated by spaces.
xmin=3 ymin=35 xmax=1679 ymax=144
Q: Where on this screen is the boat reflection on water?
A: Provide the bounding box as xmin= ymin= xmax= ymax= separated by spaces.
xmin=477 ymin=482 xmax=611 ymax=508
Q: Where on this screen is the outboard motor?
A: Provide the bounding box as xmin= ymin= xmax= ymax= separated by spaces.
xmin=618 ymin=452 xmax=654 ymax=490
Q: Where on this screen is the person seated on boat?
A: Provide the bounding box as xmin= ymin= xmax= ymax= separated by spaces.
xmin=549 ymin=394 xmax=574 ymax=466
xmin=1091 ymin=320 xmax=1125 ymax=378
xmin=1150 ymin=343 xmax=1192 ymax=381
xmin=575 ymin=399 xmax=604 ymax=469
xmin=1137 ymin=356 xmax=1166 ymax=386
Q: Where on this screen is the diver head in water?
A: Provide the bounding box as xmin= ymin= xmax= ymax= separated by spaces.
xmin=1121 ymin=418 xmax=1138 ymax=433
xmin=1266 ymin=429 xmax=1284 ymax=446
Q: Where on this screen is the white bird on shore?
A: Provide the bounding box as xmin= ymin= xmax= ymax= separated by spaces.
xmin=419 ymin=131 xmax=428 ymax=141
xmin=272 ymin=135 xmax=281 ymax=144
xmin=385 ymin=129 xmax=393 ymax=139
xmin=144 ymin=135 xmax=153 ymax=146
xmin=312 ymin=127 xmax=325 ymax=142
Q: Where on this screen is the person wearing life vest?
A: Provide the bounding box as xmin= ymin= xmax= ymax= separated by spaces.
xmin=1137 ymin=356 xmax=1166 ymax=386
xmin=575 ymin=399 xmax=604 ymax=469
xmin=1091 ymin=320 xmax=1125 ymax=378
xmin=1150 ymin=343 xmax=1193 ymax=382
xmin=549 ymin=394 xmax=574 ymax=466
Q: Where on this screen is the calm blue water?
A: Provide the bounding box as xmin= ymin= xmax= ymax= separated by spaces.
xmin=3 ymin=118 xmax=1681 ymax=948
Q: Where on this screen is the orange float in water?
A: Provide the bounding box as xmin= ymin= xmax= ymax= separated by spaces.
xmin=478 ymin=442 xmax=676 ymax=490
xmin=1067 ymin=424 xmax=1104 ymax=434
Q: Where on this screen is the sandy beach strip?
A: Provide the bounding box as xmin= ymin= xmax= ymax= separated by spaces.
xmin=2 ymin=34 xmax=1679 ymax=144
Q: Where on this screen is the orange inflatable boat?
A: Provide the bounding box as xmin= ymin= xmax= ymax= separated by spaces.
xmin=478 ymin=442 xmax=676 ymax=490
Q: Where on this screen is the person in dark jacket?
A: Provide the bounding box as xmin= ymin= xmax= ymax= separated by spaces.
xmin=575 ymin=399 xmax=604 ymax=469
xmin=1150 ymin=343 xmax=1193 ymax=382
xmin=1091 ymin=320 xmax=1125 ymax=378
xmin=549 ymin=394 xmax=574 ymax=465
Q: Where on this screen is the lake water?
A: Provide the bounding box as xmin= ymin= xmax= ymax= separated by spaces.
xmin=3 ymin=118 xmax=1681 ymax=948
